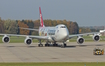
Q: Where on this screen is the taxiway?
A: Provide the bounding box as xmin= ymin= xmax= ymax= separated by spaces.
xmin=0 ymin=42 xmax=105 ymax=62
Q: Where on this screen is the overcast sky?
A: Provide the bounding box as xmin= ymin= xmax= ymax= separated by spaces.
xmin=0 ymin=0 xmax=105 ymax=26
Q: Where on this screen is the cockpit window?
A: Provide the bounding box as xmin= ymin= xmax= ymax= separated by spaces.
xmin=60 ymin=26 xmax=66 ymax=28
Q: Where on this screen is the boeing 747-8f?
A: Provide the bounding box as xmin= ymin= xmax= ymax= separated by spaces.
xmin=0 ymin=7 xmax=104 ymax=48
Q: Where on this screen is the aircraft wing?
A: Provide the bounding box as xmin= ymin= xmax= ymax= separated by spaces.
xmin=0 ymin=34 xmax=48 ymax=40
xmin=69 ymin=29 xmax=105 ymax=38
xmin=69 ymin=32 xmax=100 ymax=39
xmin=19 ymin=27 xmax=39 ymax=31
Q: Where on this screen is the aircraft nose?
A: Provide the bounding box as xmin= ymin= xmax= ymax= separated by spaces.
xmin=57 ymin=27 xmax=69 ymax=41
xmin=61 ymin=30 xmax=69 ymax=39
xmin=63 ymin=32 xmax=69 ymax=38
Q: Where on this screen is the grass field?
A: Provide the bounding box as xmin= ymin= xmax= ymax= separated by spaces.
xmin=0 ymin=36 xmax=105 ymax=43
xmin=0 ymin=62 xmax=105 ymax=66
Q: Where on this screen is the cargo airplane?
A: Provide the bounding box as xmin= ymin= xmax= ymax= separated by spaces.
xmin=0 ymin=7 xmax=104 ymax=48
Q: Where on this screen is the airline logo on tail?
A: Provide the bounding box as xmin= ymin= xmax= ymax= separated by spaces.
xmin=39 ymin=7 xmax=45 ymax=27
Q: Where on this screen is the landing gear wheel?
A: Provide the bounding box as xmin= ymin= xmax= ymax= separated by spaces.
xmin=53 ymin=44 xmax=55 ymax=46
xmin=53 ymin=44 xmax=58 ymax=47
xmin=61 ymin=44 xmax=66 ymax=48
xmin=53 ymin=42 xmax=58 ymax=47
xmin=45 ymin=44 xmax=47 ymax=47
xmin=45 ymin=44 xmax=50 ymax=47
xmin=55 ymin=44 xmax=58 ymax=46
xmin=61 ymin=44 xmax=64 ymax=48
xmin=64 ymin=44 xmax=66 ymax=47
xmin=38 ymin=44 xmax=43 ymax=47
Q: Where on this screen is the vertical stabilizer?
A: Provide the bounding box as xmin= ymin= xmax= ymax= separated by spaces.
xmin=39 ymin=7 xmax=45 ymax=27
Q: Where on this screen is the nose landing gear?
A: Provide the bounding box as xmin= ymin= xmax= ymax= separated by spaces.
xmin=61 ymin=42 xmax=67 ymax=48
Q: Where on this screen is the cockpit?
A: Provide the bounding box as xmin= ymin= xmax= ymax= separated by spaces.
xmin=60 ymin=26 xmax=66 ymax=28
xmin=56 ymin=24 xmax=67 ymax=29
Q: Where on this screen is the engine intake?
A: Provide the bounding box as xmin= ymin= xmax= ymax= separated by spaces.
xmin=2 ymin=35 xmax=10 ymax=43
xmin=93 ymin=34 xmax=100 ymax=41
xmin=77 ymin=37 xmax=84 ymax=44
xmin=24 ymin=37 xmax=32 ymax=45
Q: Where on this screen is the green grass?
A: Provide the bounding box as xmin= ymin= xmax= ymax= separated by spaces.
xmin=0 ymin=36 xmax=105 ymax=43
xmin=0 ymin=62 xmax=105 ymax=66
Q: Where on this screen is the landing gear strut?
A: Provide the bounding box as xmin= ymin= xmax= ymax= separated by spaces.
xmin=38 ymin=40 xmax=43 ymax=47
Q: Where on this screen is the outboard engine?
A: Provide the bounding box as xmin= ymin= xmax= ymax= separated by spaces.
xmin=2 ymin=35 xmax=10 ymax=43
xmin=77 ymin=37 xmax=84 ymax=44
xmin=93 ymin=34 xmax=100 ymax=41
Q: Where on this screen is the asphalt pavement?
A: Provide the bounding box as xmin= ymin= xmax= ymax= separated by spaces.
xmin=0 ymin=42 xmax=105 ymax=62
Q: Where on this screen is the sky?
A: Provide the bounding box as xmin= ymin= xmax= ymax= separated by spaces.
xmin=0 ymin=0 xmax=105 ymax=26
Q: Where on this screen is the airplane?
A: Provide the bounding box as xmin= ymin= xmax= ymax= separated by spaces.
xmin=0 ymin=7 xmax=104 ymax=48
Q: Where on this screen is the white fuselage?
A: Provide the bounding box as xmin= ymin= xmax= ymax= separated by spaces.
xmin=39 ymin=24 xmax=69 ymax=42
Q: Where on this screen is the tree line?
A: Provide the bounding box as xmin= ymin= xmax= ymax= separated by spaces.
xmin=79 ymin=26 xmax=104 ymax=33
xmin=1 ymin=17 xmax=101 ymax=35
xmin=0 ymin=18 xmax=79 ymax=35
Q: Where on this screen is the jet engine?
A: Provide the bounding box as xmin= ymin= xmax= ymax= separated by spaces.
xmin=93 ymin=34 xmax=100 ymax=41
xmin=77 ymin=37 xmax=84 ymax=44
xmin=24 ymin=37 xmax=32 ymax=45
xmin=2 ymin=35 xmax=10 ymax=43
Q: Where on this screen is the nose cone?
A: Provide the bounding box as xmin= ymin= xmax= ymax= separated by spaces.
xmin=60 ymin=28 xmax=69 ymax=41
xmin=62 ymin=31 xmax=69 ymax=39
xmin=62 ymin=31 xmax=67 ymax=36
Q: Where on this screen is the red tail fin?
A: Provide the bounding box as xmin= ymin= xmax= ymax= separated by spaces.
xmin=39 ymin=7 xmax=45 ymax=27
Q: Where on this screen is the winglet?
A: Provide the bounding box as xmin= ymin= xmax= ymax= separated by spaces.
xmin=39 ymin=7 xmax=45 ymax=27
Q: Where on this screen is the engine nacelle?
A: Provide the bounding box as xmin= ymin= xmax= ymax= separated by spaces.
xmin=93 ymin=34 xmax=100 ymax=41
xmin=77 ymin=37 xmax=84 ymax=44
xmin=2 ymin=35 xmax=10 ymax=43
xmin=24 ymin=37 xmax=32 ymax=45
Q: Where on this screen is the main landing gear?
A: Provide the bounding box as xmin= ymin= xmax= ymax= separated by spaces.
xmin=53 ymin=42 xmax=58 ymax=47
xmin=45 ymin=42 xmax=58 ymax=47
xmin=45 ymin=42 xmax=67 ymax=48
xmin=45 ymin=42 xmax=50 ymax=47
xmin=38 ymin=40 xmax=43 ymax=47
xmin=38 ymin=40 xmax=67 ymax=48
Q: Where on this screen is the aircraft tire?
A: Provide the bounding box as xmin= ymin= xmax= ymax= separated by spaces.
xmin=61 ymin=44 xmax=66 ymax=48
xmin=38 ymin=44 xmax=43 ymax=47
xmin=45 ymin=44 xmax=50 ymax=47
